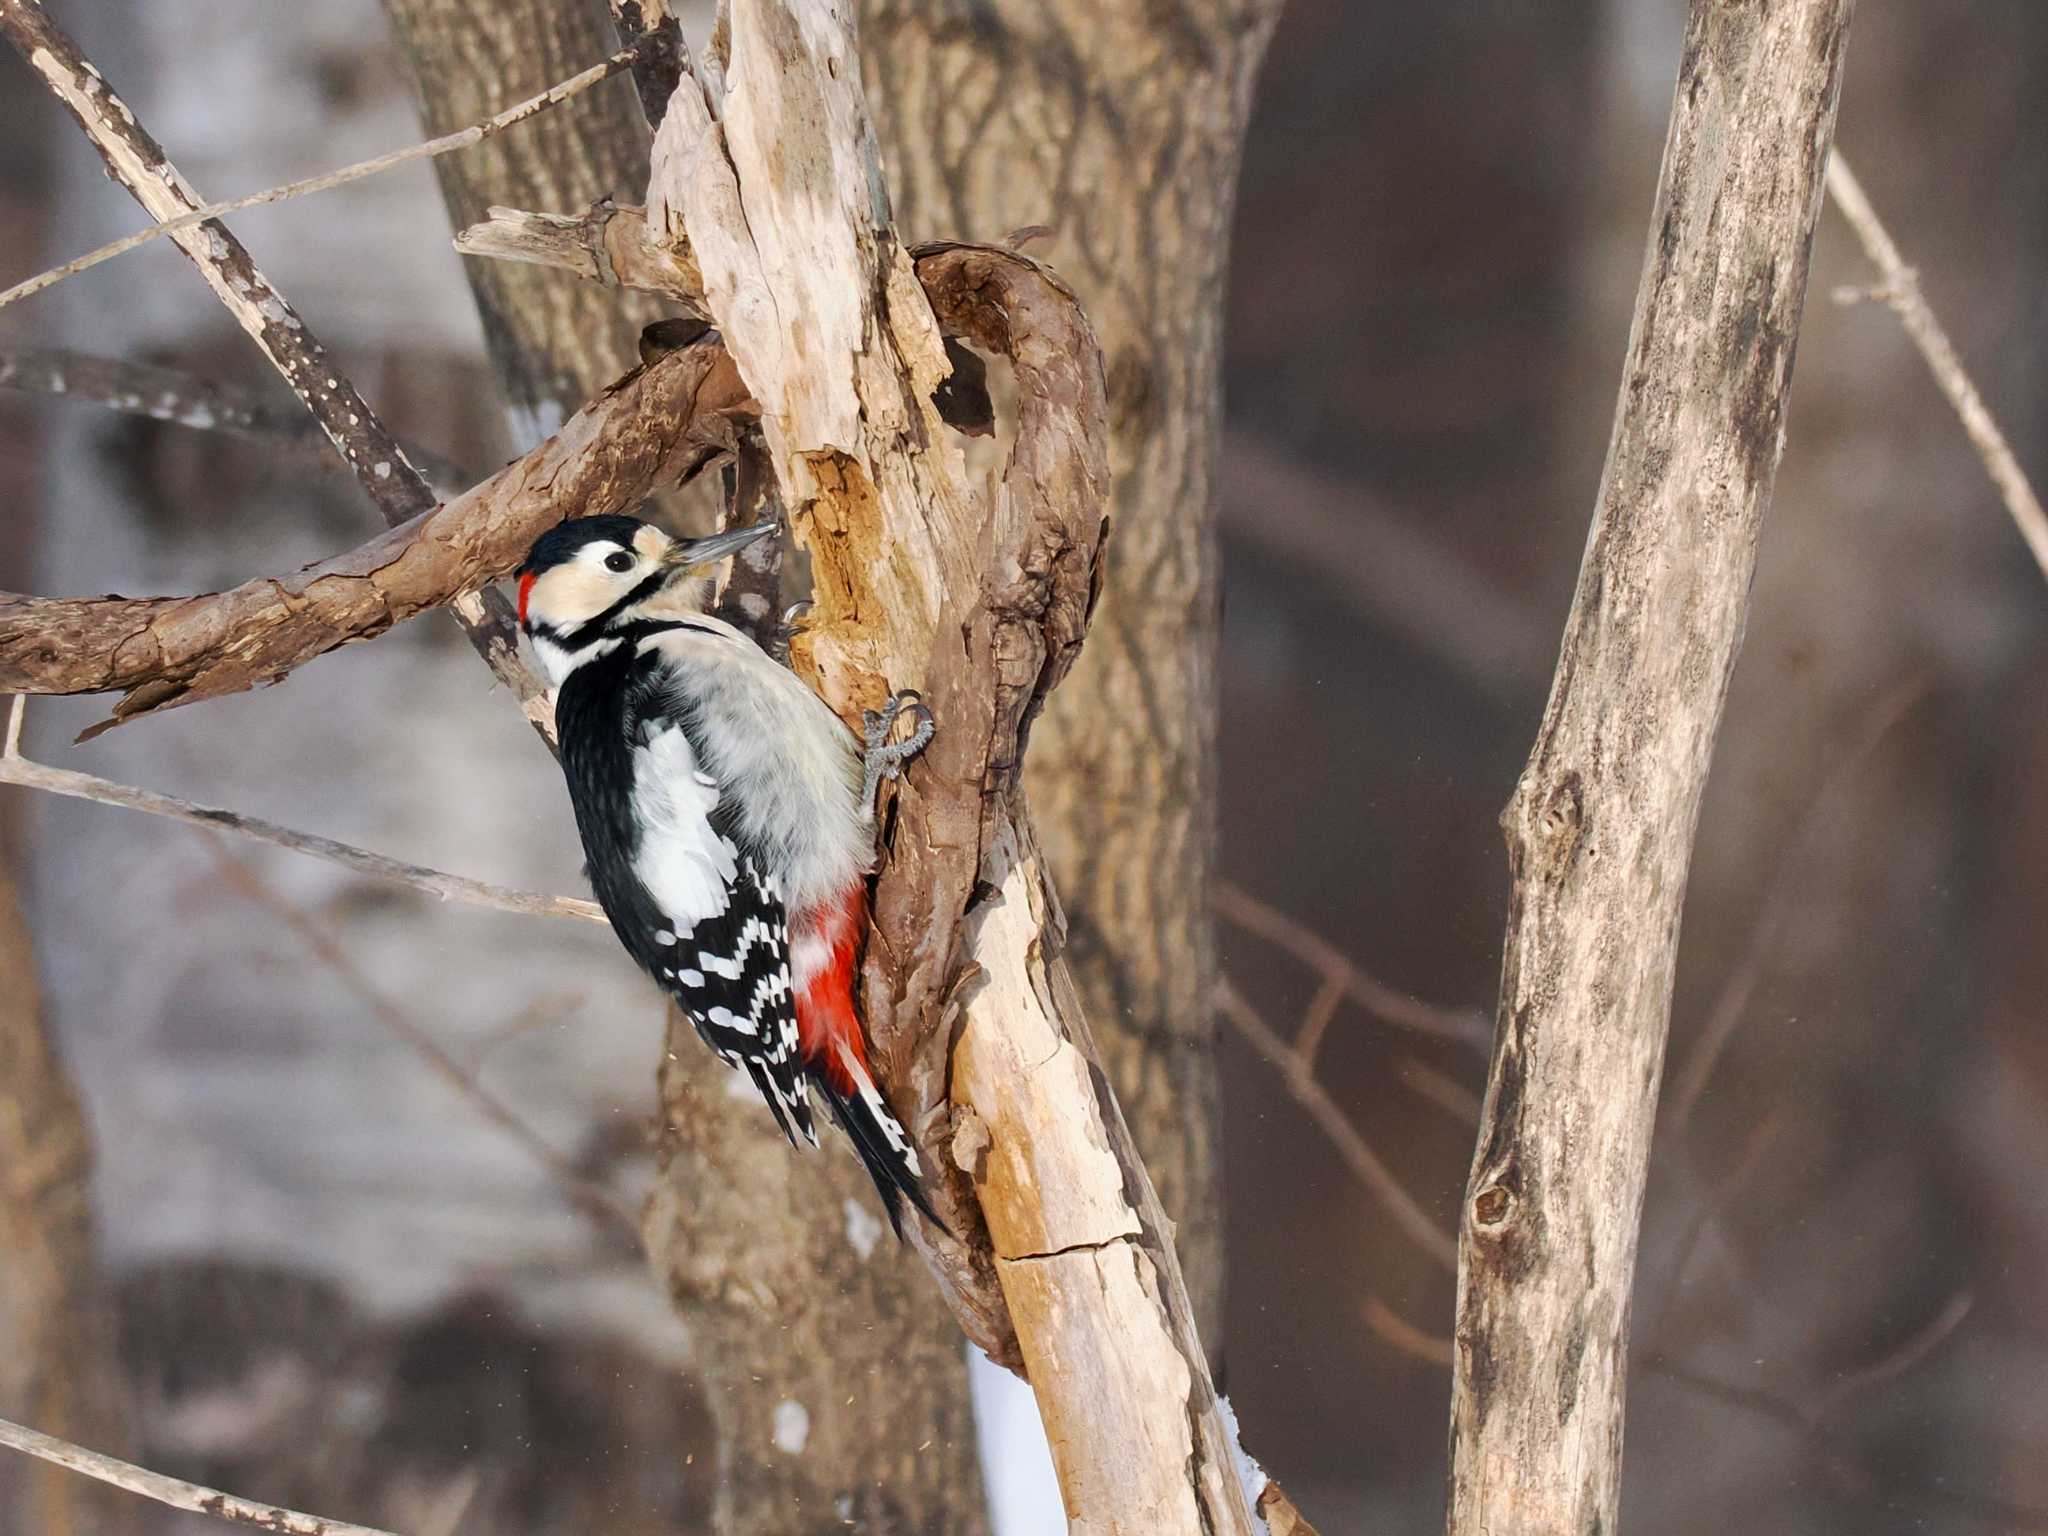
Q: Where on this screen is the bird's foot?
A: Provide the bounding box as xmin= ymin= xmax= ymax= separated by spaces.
xmin=860 ymin=690 xmax=934 ymax=818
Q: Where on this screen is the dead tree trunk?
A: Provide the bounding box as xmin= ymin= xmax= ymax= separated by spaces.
xmin=378 ymin=6 xmax=991 ymax=1530
xmin=860 ymin=0 xmax=1284 ymax=1339
xmin=1448 ymin=3 xmax=1856 ymax=1533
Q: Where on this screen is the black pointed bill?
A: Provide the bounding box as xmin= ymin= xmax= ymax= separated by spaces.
xmin=663 ymin=521 xmax=778 ymax=574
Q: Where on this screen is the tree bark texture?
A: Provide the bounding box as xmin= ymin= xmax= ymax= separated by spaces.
xmin=379 ymin=6 xmax=995 ymax=1532
xmin=1448 ymin=4 xmax=1856 ymax=1534
xmin=0 ymin=864 xmax=132 ymax=1536
xmin=437 ymin=180 xmax=1267 ymax=1529
xmin=859 ymin=0 xmax=1284 ymax=1341
xmin=380 ymin=0 xmax=660 ymax=428
xmin=643 ymin=1044 xmax=988 ymax=1536
xmin=643 ymin=8 xmax=1260 ymax=1525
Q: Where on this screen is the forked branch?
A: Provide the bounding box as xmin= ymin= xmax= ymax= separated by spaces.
xmin=0 ymin=341 xmax=750 ymax=735
xmin=0 ymin=0 xmax=538 ymax=723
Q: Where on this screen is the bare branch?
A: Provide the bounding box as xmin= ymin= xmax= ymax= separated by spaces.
xmin=1361 ymin=1295 xmax=1455 ymax=1367
xmin=1639 ymin=1355 xmax=2048 ymax=1532
xmin=201 ymin=839 xmax=635 ymax=1241
xmin=641 ymin=10 xmax=1261 ymax=1523
xmin=0 ymin=340 xmax=751 ymax=734
xmin=1216 ymin=430 xmax=1553 ymax=703
xmin=0 ymin=41 xmax=644 ymax=312
xmin=1216 ymin=979 xmax=1456 ymax=1270
xmin=0 ymin=347 xmax=472 ymax=490
xmin=1805 ymin=1290 xmax=1974 ymax=1423
xmin=1448 ymin=6 xmax=1856 ymax=1532
xmin=1216 ymin=880 xmax=1490 ymax=1047
xmin=0 ymin=1415 xmax=402 ymax=1536
xmin=0 ymin=0 xmax=539 ymax=721
xmin=1826 ymin=153 xmax=2048 ymax=583
xmin=455 ymin=200 xmax=707 ymax=316
xmin=1664 ymin=674 xmax=1931 ymax=1138
xmin=2 ymin=1 xmax=429 ymax=525
xmin=0 ymin=738 xmax=602 ymax=926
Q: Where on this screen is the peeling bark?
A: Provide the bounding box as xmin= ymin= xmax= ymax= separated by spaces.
xmin=1448 ymin=4 xmax=1857 ymax=1532
xmin=861 ymin=0 xmax=1286 ymax=1339
xmin=641 ymin=10 xmax=1260 ymax=1527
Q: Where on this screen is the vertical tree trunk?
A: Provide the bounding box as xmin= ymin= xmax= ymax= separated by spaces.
xmin=0 ymin=864 xmax=133 ymax=1536
xmin=644 ymin=1049 xmax=988 ymax=1536
xmin=379 ymin=8 xmax=988 ymax=1530
xmin=1447 ymin=3 xmax=1855 ymax=1532
xmin=860 ymin=0 xmax=1284 ymax=1341
xmin=380 ymin=0 xmax=658 ymax=425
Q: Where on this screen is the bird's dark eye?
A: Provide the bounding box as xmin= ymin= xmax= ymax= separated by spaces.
xmin=604 ymin=550 xmax=635 ymax=573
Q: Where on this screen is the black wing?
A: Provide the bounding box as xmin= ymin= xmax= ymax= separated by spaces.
xmin=555 ymin=643 xmax=814 ymax=1146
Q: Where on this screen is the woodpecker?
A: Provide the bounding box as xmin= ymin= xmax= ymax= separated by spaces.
xmin=515 ymin=514 xmax=936 ymax=1232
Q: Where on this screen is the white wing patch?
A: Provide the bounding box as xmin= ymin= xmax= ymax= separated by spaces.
xmin=629 ymin=724 xmax=736 ymax=936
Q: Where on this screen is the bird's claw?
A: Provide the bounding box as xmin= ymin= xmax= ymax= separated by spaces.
xmin=861 ymin=690 xmax=934 ymax=817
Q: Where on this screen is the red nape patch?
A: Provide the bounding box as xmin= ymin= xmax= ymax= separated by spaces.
xmin=516 ymin=570 xmax=537 ymax=625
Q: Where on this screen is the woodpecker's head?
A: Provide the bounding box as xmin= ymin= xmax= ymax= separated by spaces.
xmin=515 ymin=515 xmax=775 ymax=684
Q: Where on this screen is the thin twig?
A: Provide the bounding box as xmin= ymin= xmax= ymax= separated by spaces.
xmin=1362 ymin=1295 xmax=1454 ymax=1366
xmin=1645 ymin=1107 xmax=1787 ymax=1348
xmin=1216 ymin=977 xmax=1457 ymax=1270
xmin=0 ymin=341 xmax=746 ymax=737
xmin=202 ymin=837 xmax=639 ymax=1242
xmin=0 ymin=42 xmax=642 ymax=312
xmin=0 ymin=0 xmax=550 ymax=731
xmin=1826 ymin=153 xmax=2048 ymax=583
xmin=1395 ymin=1054 xmax=1481 ymax=1126
xmin=1218 ymin=873 xmax=2032 ymax=1531
xmin=0 ymin=347 xmax=471 ymax=490
xmin=1807 ymin=1290 xmax=1973 ymax=1422
xmin=1215 ymin=880 xmax=1490 ymax=1048
xmin=1292 ymin=972 xmax=1346 ymax=1074
xmin=0 ymin=1414 xmax=403 ymax=1536
xmin=1639 ymin=1354 xmax=2048 ymax=1532
xmin=0 ymin=743 xmax=602 ymax=926
xmin=1 ymin=0 xmax=427 ymax=522
xmin=1665 ymin=674 xmax=1931 ymax=1137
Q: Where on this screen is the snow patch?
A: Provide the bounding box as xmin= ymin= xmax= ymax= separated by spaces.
xmin=1218 ymin=1395 xmax=1271 ymax=1532
xmin=969 ymin=1347 xmax=1063 ymax=1535
xmin=772 ymin=1398 xmax=810 ymax=1455
xmin=842 ymin=1197 xmax=882 ymax=1260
